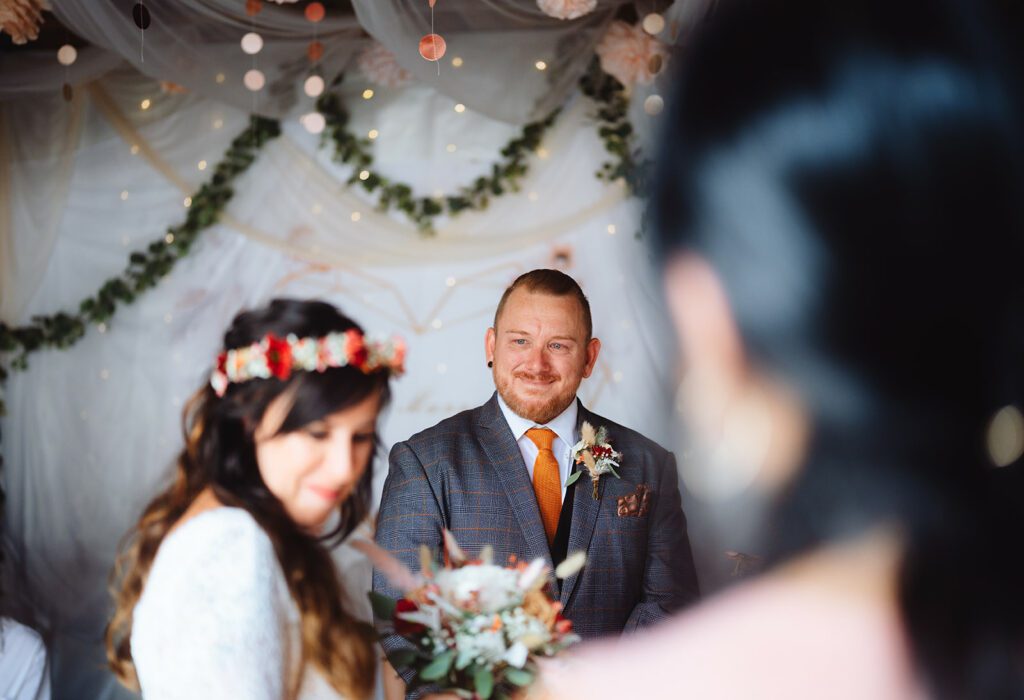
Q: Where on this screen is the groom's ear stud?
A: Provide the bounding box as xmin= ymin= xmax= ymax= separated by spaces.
xmin=487 ymin=360 xmax=494 ymax=368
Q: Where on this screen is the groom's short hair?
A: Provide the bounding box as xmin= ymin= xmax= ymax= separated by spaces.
xmin=493 ymin=269 xmax=593 ymax=339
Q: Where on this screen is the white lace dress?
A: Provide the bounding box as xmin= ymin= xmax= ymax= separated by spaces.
xmin=131 ymin=507 xmax=343 ymax=699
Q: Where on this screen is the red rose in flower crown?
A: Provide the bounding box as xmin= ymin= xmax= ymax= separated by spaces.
xmin=265 ymin=334 xmax=293 ymax=380
xmin=344 ymin=328 xmax=368 ymax=368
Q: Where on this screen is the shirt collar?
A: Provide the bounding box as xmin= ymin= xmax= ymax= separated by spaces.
xmin=497 ymin=394 xmax=579 ymax=451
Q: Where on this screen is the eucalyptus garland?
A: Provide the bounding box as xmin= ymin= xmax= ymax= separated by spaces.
xmin=317 ymin=64 xmax=647 ymax=236
xmin=0 ymin=116 xmax=281 ymax=414
xmin=578 ymin=56 xmax=651 ymax=197
xmin=316 ymin=79 xmax=561 ymax=235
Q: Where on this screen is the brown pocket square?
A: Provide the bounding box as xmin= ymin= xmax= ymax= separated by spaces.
xmin=616 ymin=484 xmax=651 ymax=517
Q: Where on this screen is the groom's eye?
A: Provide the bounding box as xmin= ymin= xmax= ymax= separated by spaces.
xmin=513 ymin=338 xmax=528 ymax=346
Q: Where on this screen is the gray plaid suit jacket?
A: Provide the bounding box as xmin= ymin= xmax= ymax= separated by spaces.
xmin=373 ymin=393 xmax=699 ymax=688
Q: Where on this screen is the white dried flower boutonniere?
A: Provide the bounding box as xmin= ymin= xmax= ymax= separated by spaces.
xmin=567 ymin=421 xmax=622 ymax=499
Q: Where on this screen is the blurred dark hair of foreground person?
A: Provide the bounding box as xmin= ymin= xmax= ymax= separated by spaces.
xmin=539 ymin=0 xmax=1024 ymax=698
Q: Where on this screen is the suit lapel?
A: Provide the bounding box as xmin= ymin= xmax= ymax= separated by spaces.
xmin=560 ymin=401 xmax=606 ymax=607
xmin=476 ymin=393 xmax=553 ymax=569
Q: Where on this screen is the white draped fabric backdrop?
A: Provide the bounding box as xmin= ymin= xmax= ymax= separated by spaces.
xmin=0 ymin=4 xmax=729 ymax=697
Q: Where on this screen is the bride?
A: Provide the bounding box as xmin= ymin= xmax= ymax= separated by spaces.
xmin=105 ymin=299 xmax=404 ymax=699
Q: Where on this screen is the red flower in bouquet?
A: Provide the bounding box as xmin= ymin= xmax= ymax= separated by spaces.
xmin=394 ymin=598 xmax=427 ymax=637
xmin=265 ymin=334 xmax=293 ymax=379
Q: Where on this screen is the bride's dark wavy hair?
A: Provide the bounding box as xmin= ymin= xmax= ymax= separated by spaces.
xmin=654 ymin=0 xmax=1024 ymax=697
xmin=106 ymin=298 xmax=389 ymax=699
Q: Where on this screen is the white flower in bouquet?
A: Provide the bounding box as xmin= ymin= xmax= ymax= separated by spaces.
xmin=435 ymin=564 xmax=522 ymax=614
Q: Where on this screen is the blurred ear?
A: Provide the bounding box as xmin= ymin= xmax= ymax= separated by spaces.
xmin=485 ymin=326 xmax=496 ymax=365
xmin=663 ymin=253 xmax=744 ymax=385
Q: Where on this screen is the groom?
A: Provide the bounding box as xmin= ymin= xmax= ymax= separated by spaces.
xmin=374 ymin=269 xmax=699 ymax=692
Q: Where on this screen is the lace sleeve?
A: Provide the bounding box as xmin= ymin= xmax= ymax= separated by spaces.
xmin=131 ymin=508 xmax=297 ymax=700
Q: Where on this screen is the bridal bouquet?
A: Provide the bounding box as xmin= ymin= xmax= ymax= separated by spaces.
xmin=357 ymin=531 xmax=584 ymax=699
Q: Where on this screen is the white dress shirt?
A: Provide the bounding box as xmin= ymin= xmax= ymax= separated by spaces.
xmin=497 ymin=394 xmax=579 ymax=503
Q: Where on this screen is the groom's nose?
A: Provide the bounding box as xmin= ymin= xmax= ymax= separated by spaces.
xmin=524 ymin=344 xmax=551 ymax=371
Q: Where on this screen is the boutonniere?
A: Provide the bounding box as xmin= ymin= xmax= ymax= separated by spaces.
xmin=567 ymin=421 xmax=622 ymax=499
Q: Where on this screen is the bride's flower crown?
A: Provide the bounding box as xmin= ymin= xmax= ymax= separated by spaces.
xmin=210 ymin=329 xmax=405 ymax=397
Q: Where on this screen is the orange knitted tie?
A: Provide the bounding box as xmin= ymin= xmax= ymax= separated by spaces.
xmin=526 ymin=428 xmax=561 ymax=545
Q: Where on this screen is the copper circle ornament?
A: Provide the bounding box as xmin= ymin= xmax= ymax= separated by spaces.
xmin=307 ymin=40 xmax=324 ymax=62
xmin=305 ymin=2 xmax=325 ymax=23
xmin=419 ymin=34 xmax=447 ymax=62
xmin=245 ymin=0 xmax=262 ymax=16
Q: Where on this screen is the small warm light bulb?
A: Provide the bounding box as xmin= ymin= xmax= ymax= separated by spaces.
xmin=358 ymin=170 xmax=370 ymax=181
xmin=536 ymin=147 xmax=549 ymax=159
xmin=213 ymin=118 xmax=224 ymax=129
xmin=140 ymin=98 xmax=151 ymax=110
xmin=130 ymin=145 xmax=140 ymax=155
xmin=445 ymin=277 xmax=456 ymax=287
xmin=215 ymin=72 xmax=226 ymax=84
xmin=454 ymin=103 xmax=466 ymax=113
xmin=535 ymin=60 xmax=547 ymax=71
xmin=120 ymin=190 xmax=129 ymax=201
xmin=183 ymin=197 xmax=192 ymax=207
xmin=452 ymin=56 xmax=464 ymax=67
xmin=446 ymin=144 xmax=457 ymax=153
xmin=368 ymin=129 xmax=379 ymax=140
xmin=362 ymin=88 xmax=375 ymax=100
xmin=607 ymin=224 xmax=617 ymax=235
xmin=350 ymin=211 xmax=362 ymax=222
xmin=431 ymin=318 xmax=443 ymax=329
xmin=165 ymin=233 xmax=175 ymax=244
xmin=197 ymin=160 xmax=207 ymax=171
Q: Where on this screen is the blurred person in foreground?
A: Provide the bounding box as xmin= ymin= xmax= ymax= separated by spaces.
xmin=539 ymin=0 xmax=1024 ymax=698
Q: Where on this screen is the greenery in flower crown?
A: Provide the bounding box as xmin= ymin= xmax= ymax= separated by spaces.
xmin=316 ymin=75 xmax=561 ymax=235
xmin=578 ymin=56 xmax=651 ymax=197
xmin=0 ymin=116 xmax=281 ymax=415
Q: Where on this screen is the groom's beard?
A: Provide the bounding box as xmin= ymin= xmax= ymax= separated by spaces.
xmin=495 ymin=370 xmax=577 ymax=425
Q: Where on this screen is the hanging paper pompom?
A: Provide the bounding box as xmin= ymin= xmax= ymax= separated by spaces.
xmin=594 ymin=20 xmax=668 ymax=89
xmin=537 ymin=0 xmax=596 ymax=21
xmin=357 ymin=42 xmax=412 ymax=88
xmin=0 ymin=0 xmax=49 ymax=45
xmin=245 ymin=0 xmax=262 ymax=17
xmin=307 ymin=40 xmax=324 ymax=62
xmin=132 ymin=2 xmax=151 ymax=29
xmin=304 ymin=2 xmax=325 ymax=22
xmin=418 ymin=33 xmax=446 ymax=62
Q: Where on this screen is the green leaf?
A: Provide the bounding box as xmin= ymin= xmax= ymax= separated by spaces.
xmin=419 ymin=649 xmax=456 ymax=681
xmin=367 ymin=591 xmax=397 ymax=621
xmin=502 ymin=668 xmax=534 ymax=687
xmin=474 ymin=667 xmax=494 ymax=699
xmin=565 ymin=470 xmax=583 ymax=487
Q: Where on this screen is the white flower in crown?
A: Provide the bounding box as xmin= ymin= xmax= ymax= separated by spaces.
xmin=289 ymin=335 xmax=319 ymax=372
